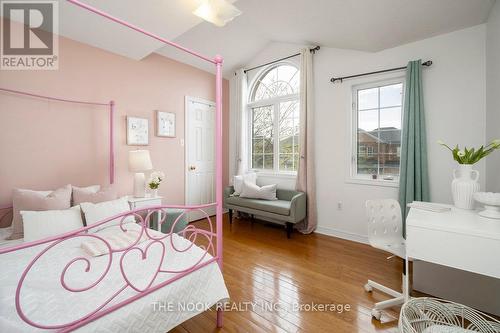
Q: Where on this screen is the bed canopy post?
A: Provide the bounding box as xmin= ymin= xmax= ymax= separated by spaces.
xmin=214 ymin=55 xmax=224 ymax=328
xmin=109 ymin=100 xmax=115 ymax=185
xmin=0 ymin=2 xmax=227 ymax=330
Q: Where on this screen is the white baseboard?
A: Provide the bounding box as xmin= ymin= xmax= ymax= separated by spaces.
xmin=314 ymin=226 xmax=369 ymax=245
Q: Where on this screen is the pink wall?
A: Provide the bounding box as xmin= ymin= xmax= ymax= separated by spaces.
xmin=0 ymin=21 xmax=229 ymax=216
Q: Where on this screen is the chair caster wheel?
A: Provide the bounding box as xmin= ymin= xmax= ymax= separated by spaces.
xmin=364 ymin=283 xmax=373 ymax=292
xmin=371 ymin=309 xmax=382 ymax=320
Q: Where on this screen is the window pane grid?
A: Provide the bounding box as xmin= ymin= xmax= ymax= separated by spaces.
xmin=251 ymin=65 xmax=300 ymax=102
xmin=251 ymin=105 xmax=274 ymax=170
xmin=355 ymin=81 xmax=403 ymax=180
xmin=279 ymin=100 xmax=299 ymax=171
xmin=358 ymin=105 xmax=403 ymax=112
xmin=249 ymin=64 xmax=300 ymax=174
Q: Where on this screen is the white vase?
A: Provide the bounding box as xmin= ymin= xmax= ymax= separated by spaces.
xmin=151 ymin=189 xmax=158 ymax=198
xmin=452 ymin=164 xmax=480 ymax=210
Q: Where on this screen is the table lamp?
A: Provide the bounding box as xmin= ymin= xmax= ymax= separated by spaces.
xmin=128 ymin=150 xmax=152 ymax=198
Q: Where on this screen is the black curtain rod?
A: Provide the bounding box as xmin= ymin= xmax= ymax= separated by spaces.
xmin=330 ymin=60 xmax=433 ymax=83
xmin=243 ymin=46 xmax=320 ymax=74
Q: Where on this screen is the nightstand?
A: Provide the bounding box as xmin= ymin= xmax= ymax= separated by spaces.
xmin=127 ymin=195 xmax=163 ymax=231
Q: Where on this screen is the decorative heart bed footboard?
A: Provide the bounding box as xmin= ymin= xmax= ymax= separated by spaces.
xmin=0 ymin=204 xmax=222 ymax=332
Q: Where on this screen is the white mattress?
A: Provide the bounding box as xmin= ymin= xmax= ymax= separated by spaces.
xmin=0 ymin=224 xmax=229 ymax=332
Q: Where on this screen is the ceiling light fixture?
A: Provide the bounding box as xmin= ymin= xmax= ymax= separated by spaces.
xmin=193 ymin=0 xmax=242 ymax=27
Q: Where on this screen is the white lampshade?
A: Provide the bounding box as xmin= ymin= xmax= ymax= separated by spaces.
xmin=193 ymin=0 xmax=242 ymax=27
xmin=128 ymin=150 xmax=152 ymax=172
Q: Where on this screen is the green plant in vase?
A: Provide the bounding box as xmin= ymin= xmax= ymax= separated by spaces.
xmin=148 ymin=171 xmax=165 ymax=197
xmin=438 ymin=139 xmax=500 ymax=209
xmin=438 ymin=139 xmax=500 ymax=164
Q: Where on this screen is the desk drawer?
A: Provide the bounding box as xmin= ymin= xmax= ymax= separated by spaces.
xmin=407 ymin=226 xmax=500 ymax=279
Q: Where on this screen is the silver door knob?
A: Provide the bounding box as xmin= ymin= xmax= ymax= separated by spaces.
xmin=189 ymin=165 xmax=196 ymax=170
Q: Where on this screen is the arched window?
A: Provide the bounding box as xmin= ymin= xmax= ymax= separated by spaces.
xmin=248 ymin=63 xmax=300 ymax=173
xmin=251 ymin=64 xmax=299 ymax=101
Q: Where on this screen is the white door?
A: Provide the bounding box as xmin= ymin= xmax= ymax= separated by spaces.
xmin=185 ymin=97 xmax=216 ymax=221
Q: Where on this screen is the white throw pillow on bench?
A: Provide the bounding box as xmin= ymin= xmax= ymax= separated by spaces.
xmin=240 ymin=181 xmax=277 ymax=201
xmin=233 ymin=172 xmax=257 ymax=196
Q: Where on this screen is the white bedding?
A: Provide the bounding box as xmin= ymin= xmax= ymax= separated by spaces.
xmin=0 ymin=226 xmax=19 ymax=246
xmin=0 ymin=224 xmax=229 ymax=332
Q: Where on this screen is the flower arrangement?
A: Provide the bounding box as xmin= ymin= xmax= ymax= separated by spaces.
xmin=438 ymin=139 xmax=500 ymax=164
xmin=148 ymin=171 xmax=165 ymax=190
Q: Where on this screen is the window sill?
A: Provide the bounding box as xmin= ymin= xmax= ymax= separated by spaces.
xmin=346 ymin=178 xmax=399 ymax=188
xmin=252 ymin=171 xmax=297 ymax=179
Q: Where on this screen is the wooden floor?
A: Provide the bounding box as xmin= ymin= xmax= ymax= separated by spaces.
xmin=170 ymin=214 xmax=405 ymax=333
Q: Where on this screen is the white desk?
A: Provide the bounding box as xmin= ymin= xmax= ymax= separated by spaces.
xmin=405 ymin=205 xmax=500 ymax=299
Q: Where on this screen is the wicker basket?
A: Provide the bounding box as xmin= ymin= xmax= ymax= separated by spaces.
xmin=399 ymin=298 xmax=500 ymax=333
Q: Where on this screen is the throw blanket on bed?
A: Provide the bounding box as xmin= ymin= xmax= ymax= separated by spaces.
xmin=81 ymin=227 xmax=163 ymax=257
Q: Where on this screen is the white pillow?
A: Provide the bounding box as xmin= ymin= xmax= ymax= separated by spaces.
xmin=233 ymin=172 xmax=257 ymax=196
xmin=80 ymin=197 xmax=135 ymax=233
xmin=21 ymin=206 xmax=84 ymax=242
xmin=240 ymin=181 xmax=277 ymax=201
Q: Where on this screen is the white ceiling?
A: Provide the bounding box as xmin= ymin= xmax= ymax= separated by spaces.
xmin=57 ymin=0 xmax=207 ymax=60
xmin=163 ymin=0 xmax=495 ymax=77
xmin=4 ymin=0 xmax=496 ymax=77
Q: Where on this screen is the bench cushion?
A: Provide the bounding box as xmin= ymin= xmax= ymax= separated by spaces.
xmin=225 ymin=196 xmax=291 ymax=216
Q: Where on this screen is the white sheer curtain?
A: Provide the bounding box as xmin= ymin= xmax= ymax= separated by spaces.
xmin=229 ymin=68 xmax=248 ymax=178
xmin=296 ymin=49 xmax=317 ymax=234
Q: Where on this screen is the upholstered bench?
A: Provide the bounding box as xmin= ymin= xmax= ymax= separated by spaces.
xmin=223 ymin=186 xmax=306 ymax=238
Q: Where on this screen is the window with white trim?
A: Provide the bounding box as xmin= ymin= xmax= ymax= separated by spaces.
xmin=352 ymin=79 xmax=404 ymax=182
xmin=248 ymin=63 xmax=300 ymax=173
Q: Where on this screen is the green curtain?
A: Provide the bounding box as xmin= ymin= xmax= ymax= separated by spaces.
xmin=399 ymin=60 xmax=430 ymax=236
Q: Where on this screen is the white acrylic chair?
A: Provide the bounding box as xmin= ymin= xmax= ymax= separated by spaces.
xmin=364 ymin=199 xmax=407 ymax=320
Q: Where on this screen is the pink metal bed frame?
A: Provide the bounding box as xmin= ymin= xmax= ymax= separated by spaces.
xmin=0 ymin=86 xmax=114 ymax=212
xmin=0 ymin=0 xmax=225 ymax=331
xmin=0 ymin=86 xmax=115 ymax=187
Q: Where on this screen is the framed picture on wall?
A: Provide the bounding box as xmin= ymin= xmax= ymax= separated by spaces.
xmin=156 ymin=111 xmax=176 ymax=137
xmin=127 ymin=116 xmax=149 ymax=145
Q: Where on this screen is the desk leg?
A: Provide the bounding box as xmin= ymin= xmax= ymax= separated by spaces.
xmin=404 ymin=255 xmax=410 ymax=302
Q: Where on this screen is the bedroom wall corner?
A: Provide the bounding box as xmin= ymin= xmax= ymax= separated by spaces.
xmin=486 ymin=0 xmax=500 ymax=192
xmin=243 ymin=26 xmax=486 ymax=240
